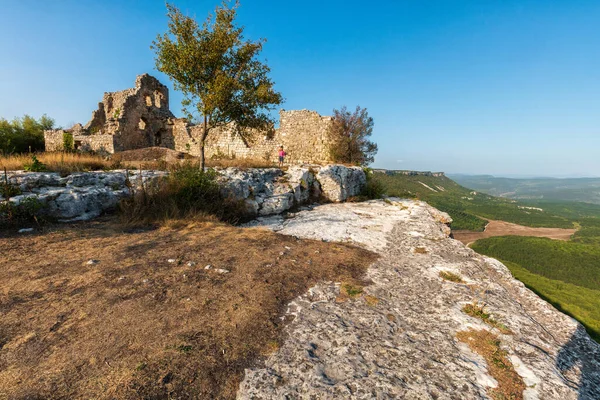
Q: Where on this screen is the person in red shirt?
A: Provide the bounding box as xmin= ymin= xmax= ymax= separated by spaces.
xmin=278 ymin=146 xmax=287 ymax=167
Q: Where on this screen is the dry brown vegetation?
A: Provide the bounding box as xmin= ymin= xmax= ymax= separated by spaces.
xmin=0 ymin=152 xmax=113 ymax=174
xmin=0 ymin=148 xmax=277 ymax=175
xmin=0 ymin=218 xmax=377 ymax=399
xmin=463 ymin=302 xmax=512 ymax=335
xmin=457 ymin=329 xmax=525 ymax=400
xmin=414 ymin=246 xmax=428 ymax=254
xmin=439 ymin=270 xmax=464 ymax=283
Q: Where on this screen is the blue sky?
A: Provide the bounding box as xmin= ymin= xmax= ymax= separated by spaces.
xmin=1 ymin=0 xmax=599 ymax=177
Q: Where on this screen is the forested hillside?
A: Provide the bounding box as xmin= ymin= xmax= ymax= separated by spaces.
xmin=450 ymin=174 xmax=600 ymax=204
xmin=472 ymin=237 xmax=600 ymax=342
xmin=371 ymin=171 xmax=575 ymax=230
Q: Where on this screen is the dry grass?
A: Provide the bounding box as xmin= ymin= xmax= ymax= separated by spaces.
xmin=0 ymin=152 xmax=113 ymax=174
xmin=0 ymin=150 xmax=279 ymax=175
xmin=463 ymin=303 xmax=512 ymax=335
xmin=439 ymin=270 xmax=464 ymax=283
xmin=414 ymin=247 xmax=428 ymax=254
xmin=457 ymin=329 xmax=525 ymax=400
xmin=206 ymin=158 xmax=275 ymax=169
xmin=0 ymin=218 xmax=377 ymax=399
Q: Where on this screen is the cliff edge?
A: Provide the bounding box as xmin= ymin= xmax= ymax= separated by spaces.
xmin=240 ymin=199 xmax=600 ymax=399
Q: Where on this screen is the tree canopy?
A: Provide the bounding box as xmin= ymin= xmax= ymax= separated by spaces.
xmin=0 ymin=114 xmax=54 ymax=154
xmin=151 ymin=1 xmax=283 ymax=168
xmin=328 ymin=105 xmax=377 ymax=166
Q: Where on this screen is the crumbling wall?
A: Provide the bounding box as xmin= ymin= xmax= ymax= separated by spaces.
xmin=171 ymin=109 xmax=335 ymax=164
xmin=276 ymin=110 xmax=334 ymax=164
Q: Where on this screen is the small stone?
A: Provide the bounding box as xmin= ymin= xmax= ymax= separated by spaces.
xmin=187 ymin=261 xmax=196 ymax=267
xmin=284 ymin=246 xmax=291 ymax=250
xmin=167 ymin=259 xmax=176 ymax=263
xmin=86 ymin=259 xmax=99 ymax=265
xmin=215 ymin=268 xmax=229 ymax=274
xmin=18 ymin=228 xmax=34 ymax=233
xmin=204 ymin=265 xmax=212 ymax=270
xmin=279 ymin=252 xmax=285 ymax=256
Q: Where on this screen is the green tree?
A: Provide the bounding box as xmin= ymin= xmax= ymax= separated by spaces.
xmin=63 ymin=132 xmax=74 ymax=152
xmin=328 ymin=106 xmax=378 ymax=166
xmin=151 ymin=1 xmax=283 ymax=169
xmin=0 ymin=114 xmax=54 ymax=154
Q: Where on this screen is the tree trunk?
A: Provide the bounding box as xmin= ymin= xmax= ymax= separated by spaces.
xmin=200 ymin=115 xmax=208 ymax=171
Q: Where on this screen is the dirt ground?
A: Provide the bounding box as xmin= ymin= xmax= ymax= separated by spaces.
xmin=0 ymin=219 xmax=376 ymax=399
xmin=452 ymin=219 xmax=577 ymax=245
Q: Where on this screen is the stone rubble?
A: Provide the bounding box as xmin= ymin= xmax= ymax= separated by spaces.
xmin=238 ymin=199 xmax=600 ymax=400
xmin=1 ymin=165 xmax=365 ymax=222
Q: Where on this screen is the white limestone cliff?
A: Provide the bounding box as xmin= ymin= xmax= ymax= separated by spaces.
xmin=239 ymin=199 xmax=600 ymax=399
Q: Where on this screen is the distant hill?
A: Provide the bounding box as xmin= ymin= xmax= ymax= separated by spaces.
xmin=371 ymin=170 xmax=585 ymax=231
xmin=449 ymin=174 xmax=600 ymax=204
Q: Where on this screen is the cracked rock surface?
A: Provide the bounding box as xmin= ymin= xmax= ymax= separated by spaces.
xmin=239 ymin=199 xmax=600 ymax=399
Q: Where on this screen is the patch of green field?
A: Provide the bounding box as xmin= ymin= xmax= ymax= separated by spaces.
xmin=471 ymin=236 xmax=600 ymax=290
xmin=491 ymin=259 xmax=600 ymax=343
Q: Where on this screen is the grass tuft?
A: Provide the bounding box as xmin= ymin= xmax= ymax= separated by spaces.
xmin=439 ymin=270 xmax=464 ymax=283
xmin=457 ymin=329 xmax=525 ymax=400
xmin=414 ymin=247 xmax=428 ymax=254
xmin=463 ymin=302 xmax=512 ymax=335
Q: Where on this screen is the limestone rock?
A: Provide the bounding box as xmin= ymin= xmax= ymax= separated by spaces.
xmin=1 ymin=170 xmax=165 ymax=222
xmin=238 ymin=199 xmax=600 ymax=399
xmin=316 ymin=164 xmax=366 ymax=202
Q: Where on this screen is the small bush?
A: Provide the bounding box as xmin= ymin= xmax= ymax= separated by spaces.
xmin=360 ymin=169 xmax=385 ymax=200
xmin=1 ymin=196 xmax=45 ymax=228
xmin=119 ymin=162 xmax=250 ymax=225
xmin=62 ymin=132 xmax=74 ymax=152
xmin=23 ymin=155 xmax=47 ymax=172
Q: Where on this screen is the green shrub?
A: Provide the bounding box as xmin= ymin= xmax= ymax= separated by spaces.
xmin=119 ymin=163 xmax=250 ymax=224
xmin=62 ymin=132 xmax=74 ymax=152
xmin=359 ymin=168 xmax=385 ymax=200
xmin=0 ymin=196 xmax=45 ymax=228
xmin=0 ymin=114 xmax=54 ymax=154
xmin=23 ymin=155 xmax=47 ymax=172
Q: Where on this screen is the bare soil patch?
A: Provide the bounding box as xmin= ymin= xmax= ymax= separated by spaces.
xmin=453 ymin=219 xmax=576 ymax=245
xmin=0 ymin=219 xmax=376 ymax=399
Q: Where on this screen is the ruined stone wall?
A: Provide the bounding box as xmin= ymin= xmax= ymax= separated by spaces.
xmin=44 ymin=74 xmax=337 ymax=165
xmin=44 ymin=130 xmax=115 ymax=153
xmin=44 ymin=131 xmax=65 ymax=152
xmin=171 ymin=109 xmax=335 ymax=164
xmin=44 ymin=74 xmax=174 ymax=153
xmin=275 ymin=110 xmax=334 ymax=164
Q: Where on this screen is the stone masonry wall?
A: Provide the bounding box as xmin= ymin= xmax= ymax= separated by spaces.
xmin=170 ymin=110 xmax=335 ymax=164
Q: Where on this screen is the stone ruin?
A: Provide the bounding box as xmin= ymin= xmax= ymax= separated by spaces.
xmin=45 ymin=74 xmax=335 ymax=165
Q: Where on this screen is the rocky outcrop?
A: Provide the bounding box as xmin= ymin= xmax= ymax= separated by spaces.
xmin=217 ymin=165 xmax=363 ymax=216
xmin=1 ymin=165 xmax=365 ymax=222
xmin=1 ymin=171 xmax=166 ymax=222
xmin=316 ymin=165 xmax=366 ymax=202
xmin=239 ymin=199 xmax=600 ymax=399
